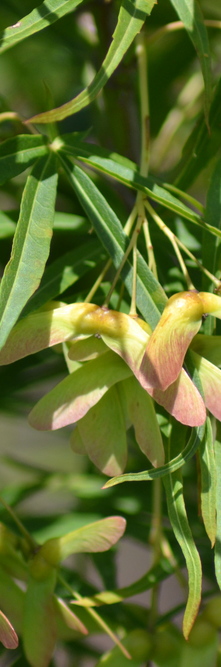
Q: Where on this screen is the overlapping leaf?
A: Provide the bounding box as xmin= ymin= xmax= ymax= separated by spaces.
xmin=58 ymin=155 xmax=167 ymax=327
xmin=0 ymin=0 xmax=84 ymax=54
xmin=0 ymin=153 xmax=58 ymax=350
xmin=170 ymin=0 xmax=212 ymax=124
xmin=0 ymin=135 xmax=48 ymax=186
xmin=29 ymin=0 xmax=156 ymax=123
xmin=164 ymin=468 xmax=202 ymax=639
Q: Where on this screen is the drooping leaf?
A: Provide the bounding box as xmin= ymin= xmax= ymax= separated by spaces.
xmin=58 ymin=156 xmax=167 ymax=327
xmin=0 ymin=134 xmax=48 ymax=186
xmin=58 ymin=138 xmax=206 ymax=229
xmin=29 ymin=0 xmax=156 ymax=123
xmin=175 ymin=78 xmax=221 ymax=190
xmin=163 ymin=468 xmax=202 ymax=639
xmin=0 ymin=153 xmax=58 ymax=350
xmin=70 ymin=557 xmax=174 ymax=608
xmin=0 ymin=610 xmax=18 ymax=650
xmin=169 ymin=0 xmax=212 ymax=124
xmin=103 ymin=425 xmax=204 ymax=487
xmin=0 ymin=0 xmax=84 ymax=54
xmin=202 ymin=157 xmax=221 ymax=330
xmin=198 ymin=417 xmax=216 ymax=547
xmin=78 ymin=385 xmax=127 ymax=476
xmin=28 ymin=350 xmax=132 ymax=430
xmin=39 ymin=516 xmax=126 ymax=565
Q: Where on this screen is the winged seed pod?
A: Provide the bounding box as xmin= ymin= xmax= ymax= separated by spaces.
xmin=1 ymin=292 xmax=221 ymax=475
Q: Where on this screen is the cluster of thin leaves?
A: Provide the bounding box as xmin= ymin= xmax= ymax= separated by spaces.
xmin=1 ymin=0 xmax=221 ymax=665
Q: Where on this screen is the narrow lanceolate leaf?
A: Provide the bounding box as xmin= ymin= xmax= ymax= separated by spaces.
xmin=39 ymin=517 xmax=126 ymax=566
xmin=71 ymin=557 xmax=174 ymax=608
xmin=202 ymin=158 xmax=221 ymax=312
xmin=215 ymin=436 xmax=221 ymax=590
xmin=198 ymin=417 xmax=216 ymax=547
xmin=0 ymin=134 xmax=48 ymax=185
xmin=104 ymin=425 xmax=204 ymax=488
xmin=54 ymin=597 xmax=88 ymax=635
xmin=0 ymin=154 xmax=58 ymax=349
xmin=0 ymin=611 xmax=18 ymax=649
xmin=163 ymin=469 xmax=202 ymax=639
xmin=59 ymin=156 xmax=166 ymax=327
xmin=59 ymin=137 xmax=205 ymax=229
xmin=0 ymin=0 xmax=84 ymax=54
xmin=169 ymin=0 xmax=212 ymax=125
xmin=29 ymin=0 xmax=156 ymax=124
xmin=28 ymin=350 xmax=132 ymax=430
xmin=22 ymin=239 xmax=105 ymax=315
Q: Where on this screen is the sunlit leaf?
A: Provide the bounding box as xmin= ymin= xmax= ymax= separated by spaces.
xmin=28 ymin=350 xmax=132 ymax=430
xmin=198 ymin=417 xmax=216 ymax=547
xmin=22 ymin=239 xmax=105 ymax=315
xmin=0 ymin=153 xmax=58 ymax=350
xmin=0 ymin=134 xmax=48 ymax=185
xmin=103 ymin=425 xmax=204 ymax=487
xmin=39 ymin=516 xmax=126 ymax=565
xmin=58 ymin=139 xmax=206 ymax=230
xmin=0 ymin=0 xmax=84 ymax=54
xmin=163 ymin=468 xmax=202 ymax=639
xmin=215 ymin=434 xmax=221 ymax=590
xmin=71 ymin=557 xmax=174 ymax=607
xmin=58 ymin=155 xmax=167 ymax=327
xmin=170 ymin=0 xmax=212 ymax=124
xmin=29 ymin=0 xmax=156 ymax=123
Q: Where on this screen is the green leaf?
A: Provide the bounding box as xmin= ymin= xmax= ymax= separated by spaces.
xmin=118 ymin=376 xmax=165 ymax=467
xmin=0 ymin=153 xmax=58 ymax=350
xmin=215 ymin=433 xmax=221 ymax=590
xmin=78 ymin=385 xmax=127 ymax=476
xmin=0 ymin=134 xmax=48 ymax=186
xmin=202 ymin=157 xmax=221 ymax=316
xmin=22 ymin=239 xmax=105 ymax=315
xmin=29 ymin=0 xmax=156 ymax=124
xmin=175 ymin=78 xmax=221 ymax=191
xmin=70 ymin=557 xmax=174 ymax=607
xmin=58 ymin=138 xmax=221 ymax=238
xmin=170 ymin=0 xmax=212 ymax=124
xmin=54 ymin=597 xmax=88 ymax=635
xmin=23 ymin=568 xmax=57 ymax=667
xmin=198 ymin=417 xmax=217 ymax=547
xmin=103 ymin=425 xmax=204 ymax=488
xmin=28 ymin=350 xmax=132 ymax=430
xmin=163 ymin=469 xmax=202 ymax=639
xmin=0 ymin=0 xmax=84 ymax=54
xmin=0 ymin=611 xmax=18 ymax=650
xmin=39 ymin=516 xmax=126 ymax=565
xmin=58 ymin=156 xmax=167 ymax=327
